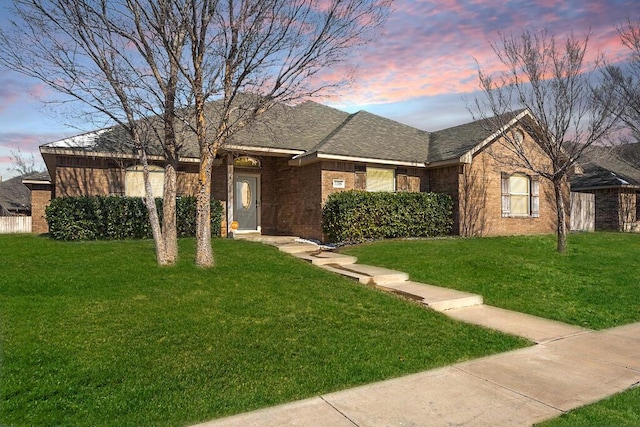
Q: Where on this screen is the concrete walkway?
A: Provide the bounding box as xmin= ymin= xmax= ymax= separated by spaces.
xmin=197 ymin=236 xmax=640 ymax=426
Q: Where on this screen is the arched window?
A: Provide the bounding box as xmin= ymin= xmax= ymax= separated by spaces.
xmin=234 ymin=156 xmax=260 ymax=168
xmin=125 ymin=165 xmax=165 ymax=198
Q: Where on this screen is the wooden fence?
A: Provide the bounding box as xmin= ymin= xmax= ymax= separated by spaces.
xmin=0 ymin=216 xmax=32 ymax=234
xmin=570 ymin=192 xmax=595 ymax=232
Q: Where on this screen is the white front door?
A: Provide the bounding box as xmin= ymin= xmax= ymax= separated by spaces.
xmin=234 ymin=175 xmax=259 ymax=231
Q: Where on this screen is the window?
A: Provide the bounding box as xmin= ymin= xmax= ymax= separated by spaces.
xmin=501 ymin=173 xmax=539 ymax=217
xmin=234 ymin=156 xmax=260 ymax=168
xmin=125 ymin=165 xmax=165 ymax=198
xmin=366 ymin=167 xmax=395 ymax=192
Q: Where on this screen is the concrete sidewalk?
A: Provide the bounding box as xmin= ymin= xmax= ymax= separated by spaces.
xmin=195 ymin=324 xmax=640 ymax=427
xmin=202 ymin=236 xmax=640 ymax=426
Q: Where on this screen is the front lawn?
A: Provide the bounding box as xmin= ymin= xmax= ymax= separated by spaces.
xmin=341 ymin=233 xmax=640 ymax=329
xmin=537 ymin=386 xmax=640 ymax=426
xmin=0 ymin=235 xmax=527 ymax=426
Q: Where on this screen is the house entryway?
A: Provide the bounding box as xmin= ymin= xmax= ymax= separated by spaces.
xmin=233 ymin=174 xmax=260 ymax=232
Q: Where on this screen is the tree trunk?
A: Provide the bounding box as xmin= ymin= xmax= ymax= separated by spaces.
xmin=195 ymin=151 xmax=214 ymax=267
xmin=162 ymin=161 xmax=178 ymax=264
xmin=553 ymin=178 xmax=567 ymax=253
xmin=140 ymin=149 xmax=169 ymax=265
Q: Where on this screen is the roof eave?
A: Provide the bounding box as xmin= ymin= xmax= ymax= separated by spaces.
xmin=39 ymin=146 xmax=200 ymax=163
xmin=572 ymin=184 xmax=640 ymax=191
xmin=425 ymin=155 xmax=470 ymax=168
xmin=289 ymin=152 xmax=426 ymax=168
xmin=22 ymin=179 xmax=52 ymax=185
xmin=223 ymin=144 xmax=304 ymax=157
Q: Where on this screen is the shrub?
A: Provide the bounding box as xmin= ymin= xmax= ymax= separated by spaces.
xmin=322 ymin=190 xmax=453 ymax=243
xmin=46 ymin=196 xmax=223 ymax=241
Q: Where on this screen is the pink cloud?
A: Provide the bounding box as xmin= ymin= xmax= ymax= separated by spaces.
xmin=315 ymin=0 xmax=640 ymax=107
xmin=0 ymin=131 xmax=67 ymax=151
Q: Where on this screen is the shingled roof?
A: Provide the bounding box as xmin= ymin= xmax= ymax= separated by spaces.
xmin=40 ymin=100 xmax=350 ymax=158
xmin=40 ymin=99 xmax=530 ymax=168
xmin=427 ymin=110 xmax=528 ymax=164
xmin=572 ymin=143 xmax=640 ymax=190
xmin=0 ymin=175 xmax=32 ymax=215
xmin=227 ymin=101 xmax=351 ymax=153
xmin=292 ymin=110 xmax=430 ymax=166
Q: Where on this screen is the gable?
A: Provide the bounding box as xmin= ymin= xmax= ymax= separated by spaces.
xmin=427 ymin=110 xmax=528 ymax=165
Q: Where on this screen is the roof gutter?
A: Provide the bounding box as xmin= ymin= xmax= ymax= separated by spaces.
xmin=289 ymin=152 xmax=426 ymax=168
xmin=39 ymin=146 xmax=200 ymax=163
xmin=223 ymin=144 xmax=304 ymax=157
xmin=572 ymin=184 xmax=640 ymax=191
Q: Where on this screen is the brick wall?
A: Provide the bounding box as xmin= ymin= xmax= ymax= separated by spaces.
xmin=56 ymin=166 xmax=125 ymax=196
xmin=276 ymin=161 xmax=323 ymax=239
xmin=396 ymin=168 xmax=424 ymax=192
xmin=321 ymin=162 xmax=356 ymax=202
xmin=472 ymin=146 xmax=561 ymax=236
xmin=426 ymin=165 xmax=461 ymax=233
xmin=30 ymin=185 xmax=52 ymax=234
xmin=260 ymin=157 xmax=279 ymax=235
xmin=595 ymin=189 xmax=621 ymax=230
xmin=594 ymin=188 xmax=639 ymax=231
xmin=251 ymin=159 xmax=430 ymax=241
xmin=55 ymin=157 xmax=202 ymax=197
xmin=177 ymin=164 xmax=201 ymax=196
xmin=427 ymin=132 xmax=568 ymax=237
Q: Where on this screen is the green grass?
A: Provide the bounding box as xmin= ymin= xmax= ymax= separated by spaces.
xmin=537 ymin=386 xmax=640 ymax=426
xmin=341 ymin=233 xmax=640 ymax=330
xmin=0 ymin=235 xmax=528 ymax=426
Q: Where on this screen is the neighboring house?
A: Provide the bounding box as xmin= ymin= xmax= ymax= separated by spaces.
xmin=0 ymin=174 xmax=33 ymax=216
xmin=571 ymin=144 xmax=640 ymax=232
xmin=34 ymin=101 xmax=566 ymax=241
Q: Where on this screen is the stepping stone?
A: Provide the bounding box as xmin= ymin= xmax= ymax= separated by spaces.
xmin=298 ymin=252 xmax=358 ymax=266
xmin=319 ymin=264 xmax=371 ymax=282
xmin=379 ymin=281 xmax=483 ymax=311
xmin=260 ymin=236 xmax=300 ymax=246
xmin=278 ymin=243 xmax=320 ymax=254
xmin=331 ymin=264 xmax=409 ymax=285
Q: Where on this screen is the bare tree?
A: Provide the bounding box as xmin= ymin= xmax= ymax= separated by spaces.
xmin=9 ymin=149 xmax=43 ymax=176
xmin=473 ymin=29 xmax=623 ymax=252
xmin=1 ymin=0 xmax=389 ymax=267
xmin=180 ymin=0 xmax=391 ymax=267
xmin=608 ymin=19 xmax=640 ymax=147
xmin=0 ymin=0 xmax=191 ymax=265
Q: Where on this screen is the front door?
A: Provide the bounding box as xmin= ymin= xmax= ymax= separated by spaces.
xmin=234 ymin=175 xmax=259 ymax=231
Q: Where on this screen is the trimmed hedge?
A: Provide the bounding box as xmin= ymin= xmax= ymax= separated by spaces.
xmin=46 ymin=196 xmax=223 ymax=241
xmin=322 ymin=190 xmax=453 ymax=243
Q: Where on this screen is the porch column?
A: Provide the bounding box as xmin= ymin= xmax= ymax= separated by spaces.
xmin=227 ymin=153 xmax=234 ymax=237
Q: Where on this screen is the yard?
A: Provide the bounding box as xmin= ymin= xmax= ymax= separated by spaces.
xmin=341 ymin=233 xmax=640 ymax=329
xmin=2 ymin=233 xmax=639 ymax=426
xmin=537 ymin=386 xmax=640 ymax=427
xmin=0 ymin=235 xmax=527 ymax=426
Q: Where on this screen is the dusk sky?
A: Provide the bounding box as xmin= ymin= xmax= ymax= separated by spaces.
xmin=1 ymin=0 xmax=639 ymax=179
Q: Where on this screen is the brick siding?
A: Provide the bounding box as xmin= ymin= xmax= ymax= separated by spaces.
xmin=594 ymin=188 xmax=639 ymax=231
xmin=30 ymin=185 xmax=52 ymax=234
xmin=427 ymin=133 xmax=568 ymax=237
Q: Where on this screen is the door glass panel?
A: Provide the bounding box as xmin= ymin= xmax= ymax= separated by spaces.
xmin=241 ymin=180 xmax=251 ymax=210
